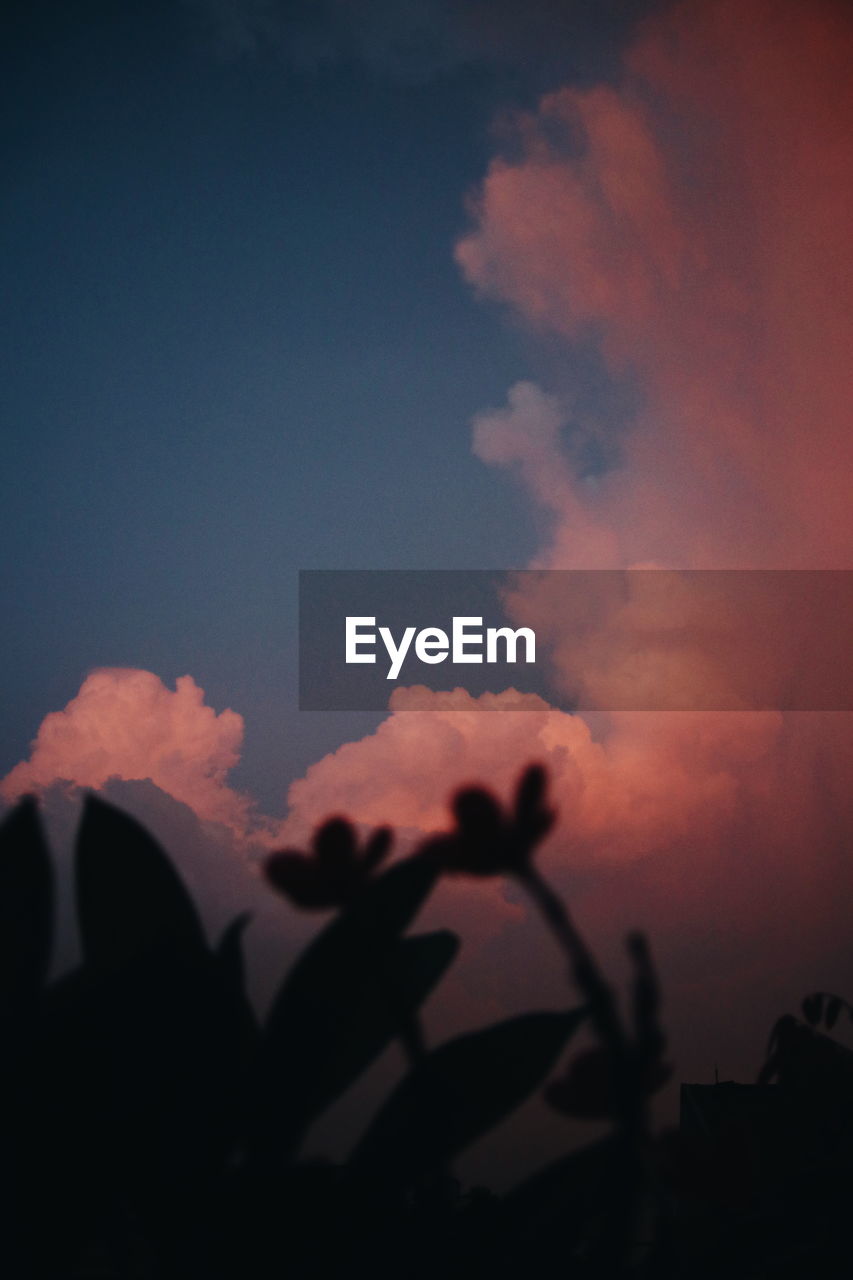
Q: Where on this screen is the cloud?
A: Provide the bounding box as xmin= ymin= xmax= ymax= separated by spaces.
xmin=271 ymin=0 xmax=853 ymax=1137
xmin=456 ymin=0 xmax=853 ymax=571
xmin=0 ymin=668 xmax=260 ymax=839
xmin=281 ymin=684 xmax=798 ymax=865
xmin=472 ymin=381 xmax=619 ymax=565
xmin=276 ymin=0 xmax=853 ymax=855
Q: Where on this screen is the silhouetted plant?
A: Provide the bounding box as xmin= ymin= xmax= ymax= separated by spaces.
xmin=423 ymin=762 xmax=556 ymax=876
xmin=800 ymin=989 xmax=852 ymax=1031
xmin=248 ymin=854 xmax=451 ymax=1163
xmin=265 ymin=816 xmax=393 ymax=909
xmin=419 ymin=765 xmax=671 ymax=1273
xmin=3 ymin=769 xmax=848 ymax=1279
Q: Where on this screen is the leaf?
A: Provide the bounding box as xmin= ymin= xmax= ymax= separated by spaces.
xmin=336 ymin=853 xmax=439 ymax=941
xmin=20 ymin=814 xmax=256 ymax=1220
xmin=802 ymin=993 xmax=823 ymax=1026
xmin=250 ymin=924 xmax=457 ymax=1162
xmin=0 ymin=797 xmax=53 ymax=1024
xmin=31 ymin=952 xmax=257 ymax=1194
xmin=302 ymin=926 xmax=458 ymax=1126
xmin=216 ymin=912 xmax=252 ymax=992
xmin=389 ymin=930 xmax=458 ymax=1001
xmin=215 ymin=912 xmax=260 ymax=1048
xmin=824 ymin=996 xmax=843 ymax=1030
xmin=260 ymin=854 xmax=439 ymax=1061
xmin=350 ymin=1007 xmax=588 ymax=1182
xmin=75 ymin=795 xmax=207 ymax=971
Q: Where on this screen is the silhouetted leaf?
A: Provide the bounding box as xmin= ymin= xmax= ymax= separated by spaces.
xmin=824 ymin=996 xmax=843 ymax=1030
xmin=0 ymin=797 xmax=53 ymax=1023
xmin=15 ymin=965 xmax=109 ymax=1266
xmin=216 ymin=912 xmax=252 ymax=992
xmin=75 ymin=795 xmax=207 ymax=971
xmin=802 ymin=993 xmax=823 ymax=1026
xmin=251 ymin=921 xmax=457 ymax=1161
xmin=262 ymin=854 xmax=438 ymax=1040
xmin=338 ymin=852 xmax=439 ymax=940
xmin=391 ymin=930 xmax=458 ymax=1000
xmin=29 ymin=948 xmax=257 ymax=1205
xmin=351 ymin=1007 xmax=587 ymax=1181
xmin=215 ymin=911 xmax=260 ymax=1047
xmin=306 ymin=931 xmax=458 ymax=1121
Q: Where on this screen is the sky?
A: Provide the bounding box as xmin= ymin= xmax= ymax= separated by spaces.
xmin=3 ymin=0 xmax=853 ymax=1188
xmin=1 ymin=0 xmax=641 ymax=807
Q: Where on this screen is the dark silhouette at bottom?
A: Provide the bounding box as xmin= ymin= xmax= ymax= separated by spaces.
xmin=0 ymin=767 xmax=850 ymax=1278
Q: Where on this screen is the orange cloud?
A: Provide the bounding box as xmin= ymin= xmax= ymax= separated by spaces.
xmin=456 ymin=0 xmax=853 ymax=571
xmin=277 ymin=0 xmax=853 ymax=891
xmin=274 ymin=0 xmax=853 ymax=1073
xmin=0 ymin=669 xmax=257 ymax=838
xmin=281 ymin=685 xmax=792 ymax=862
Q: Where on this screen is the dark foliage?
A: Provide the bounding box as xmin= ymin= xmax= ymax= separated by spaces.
xmin=0 ymin=773 xmax=850 ymax=1278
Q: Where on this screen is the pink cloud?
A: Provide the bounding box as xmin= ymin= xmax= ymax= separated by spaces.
xmin=456 ymin=0 xmax=853 ymax=571
xmin=274 ymin=0 xmax=853 ymax=941
xmin=272 ymin=0 xmax=853 ymax=1100
xmin=281 ymin=685 xmax=798 ymax=866
xmin=1 ymin=669 xmax=257 ymax=838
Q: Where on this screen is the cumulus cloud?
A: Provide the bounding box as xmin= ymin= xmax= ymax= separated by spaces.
xmin=281 ymin=685 xmax=791 ymax=864
xmin=281 ymin=0 xmax=853 ymax=857
xmin=274 ymin=0 xmax=853 ymax=987
xmin=472 ymin=381 xmax=621 ymax=566
xmin=0 ymin=669 xmax=260 ymax=839
xmin=270 ymin=0 xmax=853 ymax=1128
xmin=456 ymin=0 xmax=853 ymax=571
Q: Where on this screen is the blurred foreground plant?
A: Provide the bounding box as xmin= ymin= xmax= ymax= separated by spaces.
xmin=4 ymin=766 xmax=845 ymax=1279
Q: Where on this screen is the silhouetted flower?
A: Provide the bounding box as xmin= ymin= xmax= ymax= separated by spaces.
xmin=424 ymin=763 xmax=555 ymax=877
xmin=544 ymin=1046 xmax=672 ymax=1120
xmin=265 ymin=817 xmax=392 ymax=910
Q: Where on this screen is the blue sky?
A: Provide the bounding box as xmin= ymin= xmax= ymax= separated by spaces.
xmin=1 ymin=0 xmax=644 ymax=808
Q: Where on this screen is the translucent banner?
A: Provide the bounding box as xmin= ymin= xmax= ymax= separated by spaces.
xmin=298 ymin=570 xmax=853 ymax=711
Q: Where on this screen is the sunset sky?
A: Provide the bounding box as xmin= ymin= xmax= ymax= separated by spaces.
xmin=2 ymin=0 xmax=638 ymax=809
xmin=3 ymin=0 xmax=853 ymax=1186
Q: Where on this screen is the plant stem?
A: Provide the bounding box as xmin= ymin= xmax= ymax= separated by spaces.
xmin=516 ymin=863 xmax=627 ymax=1055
